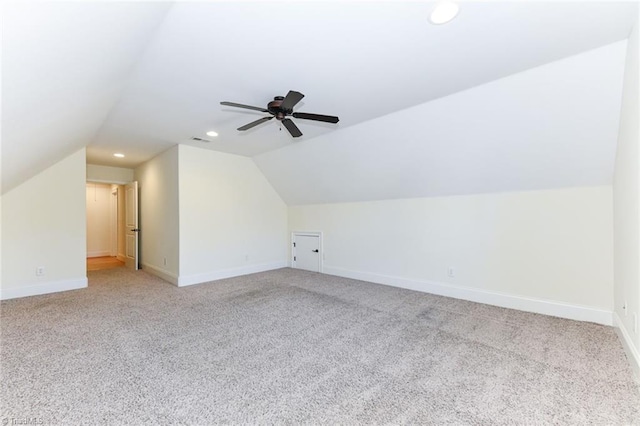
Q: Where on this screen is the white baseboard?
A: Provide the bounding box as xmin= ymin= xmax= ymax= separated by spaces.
xmin=87 ymin=250 xmax=111 ymax=258
xmin=614 ymin=313 xmax=640 ymax=382
xmin=323 ymin=266 xmax=613 ymax=326
xmin=140 ymin=263 xmax=179 ymax=286
xmin=0 ymin=277 xmax=88 ymax=300
xmin=178 ymin=261 xmax=287 ymax=287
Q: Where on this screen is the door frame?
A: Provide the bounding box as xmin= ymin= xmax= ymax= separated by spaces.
xmin=124 ymin=181 xmax=139 ymax=270
xmin=110 ymin=186 xmax=118 ymax=257
xmin=86 ymin=181 xmax=119 ymax=259
xmin=87 ymin=179 xmax=128 ymax=261
xmin=291 ymin=231 xmax=323 ymax=272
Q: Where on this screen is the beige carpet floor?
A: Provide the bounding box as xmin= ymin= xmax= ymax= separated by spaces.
xmin=1 ymin=267 xmax=639 ymax=424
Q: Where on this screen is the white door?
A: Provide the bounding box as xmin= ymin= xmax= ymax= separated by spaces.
xmin=125 ymin=181 xmax=139 ymax=270
xmin=293 ymin=233 xmax=321 ymax=272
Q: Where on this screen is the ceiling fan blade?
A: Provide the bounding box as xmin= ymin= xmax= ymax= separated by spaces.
xmin=282 ymin=118 xmax=302 ymax=138
xmin=280 ymin=91 xmax=305 ymax=111
xmin=292 ymin=112 xmax=340 ymax=123
xmin=221 ymin=101 xmax=269 ymax=113
xmin=237 ymin=116 xmax=273 ymax=131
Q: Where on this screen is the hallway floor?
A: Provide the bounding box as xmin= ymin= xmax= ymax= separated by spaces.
xmin=87 ymin=256 xmax=124 ymax=271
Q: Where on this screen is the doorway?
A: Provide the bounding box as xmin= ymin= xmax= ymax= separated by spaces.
xmin=86 ymin=182 xmax=125 ymax=271
xmin=292 ymin=232 xmax=322 ymax=272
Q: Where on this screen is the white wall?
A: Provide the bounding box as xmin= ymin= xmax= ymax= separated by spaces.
xmin=613 ymin=7 xmax=640 ymax=378
xmin=178 ymin=145 xmax=287 ymax=286
xmin=289 ymin=186 xmax=614 ymax=324
xmin=134 ymin=146 xmax=180 ymax=283
xmin=87 ymin=164 xmax=134 ymax=184
xmin=86 ymin=183 xmax=112 ymax=257
xmin=1 ymin=149 xmax=87 ymax=299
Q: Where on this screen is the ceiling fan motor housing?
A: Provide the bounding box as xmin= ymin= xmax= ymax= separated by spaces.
xmin=268 ymin=96 xmax=288 ymax=120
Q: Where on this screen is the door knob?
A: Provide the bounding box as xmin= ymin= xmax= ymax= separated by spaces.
xmin=312 ymin=249 xmax=319 ymax=253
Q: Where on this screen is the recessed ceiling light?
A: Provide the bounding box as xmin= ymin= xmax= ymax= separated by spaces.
xmin=113 ymin=153 xmax=125 ymax=158
xmin=430 ymin=1 xmax=459 ymax=25
xmin=206 ymin=130 xmax=219 ymax=137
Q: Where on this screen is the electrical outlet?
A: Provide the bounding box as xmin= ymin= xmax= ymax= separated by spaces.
xmin=623 ymin=300 xmax=628 ymax=316
xmin=447 ymin=267 xmax=455 ymax=278
xmin=245 ymin=254 xmax=249 ymax=261
xmin=36 ymin=266 xmax=45 ymax=276
xmin=163 ymin=257 xmax=167 ymax=266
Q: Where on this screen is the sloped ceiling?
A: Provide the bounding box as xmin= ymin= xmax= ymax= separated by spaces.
xmin=2 ymin=1 xmax=637 ymax=198
xmin=255 ymin=41 xmax=627 ymax=204
xmin=2 ymin=1 xmax=172 ymax=194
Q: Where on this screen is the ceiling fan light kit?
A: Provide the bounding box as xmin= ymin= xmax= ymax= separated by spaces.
xmin=221 ymin=90 xmax=339 ymax=138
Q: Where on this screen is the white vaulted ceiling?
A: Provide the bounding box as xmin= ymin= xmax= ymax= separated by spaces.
xmin=2 ymin=1 xmax=172 ymax=193
xmin=2 ymin=1 xmax=637 ymax=199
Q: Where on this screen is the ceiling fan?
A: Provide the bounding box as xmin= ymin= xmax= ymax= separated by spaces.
xmin=220 ymin=90 xmax=339 ymax=138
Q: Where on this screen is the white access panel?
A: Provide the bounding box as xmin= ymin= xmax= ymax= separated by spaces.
xmin=292 ymin=232 xmax=321 ymax=272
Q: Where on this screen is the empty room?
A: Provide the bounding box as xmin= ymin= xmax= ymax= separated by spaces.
xmin=2 ymin=0 xmax=640 ymax=424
